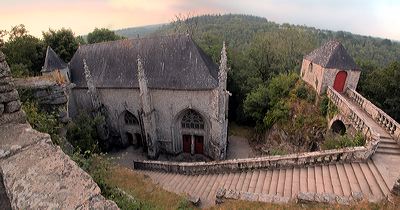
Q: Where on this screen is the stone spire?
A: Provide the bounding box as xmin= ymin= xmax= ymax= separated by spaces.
xmin=218 ymin=41 xmax=229 ymax=91
xmin=137 ymin=56 xmax=158 ymax=159
xmin=215 ymin=42 xmax=230 ymax=160
xmin=218 ymin=42 xmax=229 ymax=122
xmin=83 ymin=59 xmax=101 ymax=110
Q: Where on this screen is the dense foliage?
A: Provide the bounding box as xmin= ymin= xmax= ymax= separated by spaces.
xmin=87 ymin=28 xmax=124 ymax=44
xmin=42 ymin=28 xmax=79 ymax=62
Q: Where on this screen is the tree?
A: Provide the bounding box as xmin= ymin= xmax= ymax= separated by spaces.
xmin=2 ymin=25 xmax=45 ymax=76
xmin=360 ymin=61 xmax=400 ymax=121
xmin=87 ymin=28 xmax=124 ymax=44
xmin=43 ymin=28 xmax=79 ymax=62
xmin=243 ymin=84 xmax=269 ymax=122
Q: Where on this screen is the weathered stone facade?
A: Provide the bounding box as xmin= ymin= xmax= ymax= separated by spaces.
xmin=67 ymin=35 xmax=229 ymax=160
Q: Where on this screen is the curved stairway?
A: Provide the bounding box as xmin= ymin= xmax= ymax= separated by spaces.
xmin=138 ymin=89 xmax=400 ymax=207
xmin=142 ymin=159 xmax=391 ymax=206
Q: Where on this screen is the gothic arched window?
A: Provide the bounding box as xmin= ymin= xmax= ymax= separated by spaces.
xmin=181 ymin=110 xmax=204 ymax=129
xmin=308 ymin=63 xmax=313 ymax=72
xmin=124 ymin=111 xmax=138 ymax=125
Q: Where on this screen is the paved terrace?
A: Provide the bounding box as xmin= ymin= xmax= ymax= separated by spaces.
xmin=135 ymin=87 xmax=400 ymax=207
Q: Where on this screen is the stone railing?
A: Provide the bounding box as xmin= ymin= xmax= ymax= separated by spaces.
xmin=133 ymin=144 xmax=378 ymax=175
xmin=327 ymin=87 xmax=381 ymax=145
xmin=346 ymin=88 xmax=400 ymax=142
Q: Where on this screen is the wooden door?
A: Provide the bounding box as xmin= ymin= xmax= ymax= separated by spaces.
xmin=333 ymin=71 xmax=347 ymax=92
xmin=194 ymin=135 xmax=204 ymax=154
xmin=182 ymin=135 xmax=191 ymax=153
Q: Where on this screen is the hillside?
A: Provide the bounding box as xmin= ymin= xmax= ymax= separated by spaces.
xmin=118 ymin=14 xmax=400 ymax=66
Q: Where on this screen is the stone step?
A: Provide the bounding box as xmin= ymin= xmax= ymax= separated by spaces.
xmin=359 ymin=163 xmax=384 ymax=198
xmin=367 ymin=161 xmax=390 ymax=196
xmin=351 ymin=163 xmax=373 ymax=197
xmin=376 ymin=148 xmax=400 ymax=155
xmin=379 ymin=143 xmax=400 ymax=149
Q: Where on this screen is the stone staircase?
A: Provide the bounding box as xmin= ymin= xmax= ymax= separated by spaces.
xmin=376 ymin=136 xmax=400 ymax=155
xmin=136 ymin=88 xmax=400 ymax=207
xmin=142 ymin=159 xmax=391 ymax=206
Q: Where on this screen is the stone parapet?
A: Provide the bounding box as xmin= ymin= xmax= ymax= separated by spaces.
xmin=0 ymin=50 xmax=118 ymax=209
xmin=133 ymin=145 xmax=375 ymax=175
xmin=346 ymin=88 xmax=400 ymax=142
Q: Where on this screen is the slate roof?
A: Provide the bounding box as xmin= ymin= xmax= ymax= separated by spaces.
xmin=304 ymin=40 xmax=360 ymax=71
xmin=69 ymin=34 xmax=219 ymax=90
xmin=41 ymin=46 xmax=67 ymax=72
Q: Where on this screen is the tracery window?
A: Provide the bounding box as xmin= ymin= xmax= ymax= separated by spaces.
xmin=124 ymin=111 xmax=138 ymax=125
xmin=181 ymin=110 xmax=204 ymax=129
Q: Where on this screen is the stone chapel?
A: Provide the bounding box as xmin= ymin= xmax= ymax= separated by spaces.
xmin=43 ymin=34 xmax=230 ymax=160
xmin=301 ymin=40 xmax=361 ymax=94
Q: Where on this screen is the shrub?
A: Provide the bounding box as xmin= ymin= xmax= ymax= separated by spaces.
xmin=263 ymin=101 xmax=289 ymax=129
xmin=322 ymin=132 xmax=365 ymax=150
xmin=295 ymin=84 xmax=308 ymax=99
xmin=22 ymin=101 xmax=61 ymax=144
xmin=243 ymin=84 xmax=269 ymax=122
xmin=320 ymin=95 xmax=329 ymax=116
xmin=66 ymin=112 xmax=103 ymax=154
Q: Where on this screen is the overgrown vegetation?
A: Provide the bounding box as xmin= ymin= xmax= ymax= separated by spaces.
xmin=66 ymin=112 xmax=104 ymax=154
xmin=322 ymin=132 xmax=365 ymax=150
xmin=22 ymin=101 xmax=61 ymax=144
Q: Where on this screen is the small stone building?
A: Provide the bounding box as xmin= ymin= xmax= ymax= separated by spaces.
xmin=301 ymin=40 xmax=361 ymax=94
xmin=45 ymin=35 xmax=230 ymax=160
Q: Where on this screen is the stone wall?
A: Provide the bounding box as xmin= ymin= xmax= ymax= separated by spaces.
xmin=14 ymin=76 xmax=73 ymax=124
xmin=0 ymin=51 xmax=118 ymax=209
xmin=0 ymin=53 xmax=26 ymax=126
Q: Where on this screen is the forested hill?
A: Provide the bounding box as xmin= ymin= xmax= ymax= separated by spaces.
xmin=118 ymin=14 xmax=400 ymax=67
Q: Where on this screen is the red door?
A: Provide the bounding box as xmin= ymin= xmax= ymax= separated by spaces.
xmin=333 ymin=71 xmax=347 ymax=92
xmin=194 ymin=136 xmax=204 ymax=154
xmin=182 ymin=135 xmax=191 ymax=153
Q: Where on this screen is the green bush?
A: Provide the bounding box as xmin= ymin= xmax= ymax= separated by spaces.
xmin=295 ymin=84 xmax=308 ymax=99
xmin=66 ymin=112 xmax=103 ymax=154
xmin=322 ymin=132 xmax=365 ymax=150
xmin=22 ymin=101 xmax=61 ymax=144
xmin=320 ymin=95 xmax=329 ymax=116
xmin=263 ymin=101 xmax=289 ymax=129
xmin=243 ymin=84 xmax=269 ymax=122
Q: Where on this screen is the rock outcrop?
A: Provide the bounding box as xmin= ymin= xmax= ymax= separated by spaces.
xmin=0 ymin=51 xmax=118 ymax=209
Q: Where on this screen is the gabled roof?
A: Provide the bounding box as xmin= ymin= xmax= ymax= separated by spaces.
xmin=69 ymin=34 xmax=219 ymax=90
xmin=304 ymin=40 xmax=360 ymax=71
xmin=41 ymin=46 xmax=67 ymax=72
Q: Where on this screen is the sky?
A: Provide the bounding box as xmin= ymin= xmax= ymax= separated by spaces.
xmin=1 ymin=0 xmax=400 ymax=41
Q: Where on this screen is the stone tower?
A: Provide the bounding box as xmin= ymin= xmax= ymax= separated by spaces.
xmin=301 ymin=40 xmax=361 ymax=95
xmin=137 ymin=56 xmax=158 ymax=159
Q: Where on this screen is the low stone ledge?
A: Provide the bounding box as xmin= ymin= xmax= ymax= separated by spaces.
xmin=0 ymin=123 xmax=119 ymax=209
xmin=0 ymin=123 xmax=46 ymax=159
xmin=1 ymin=139 xmax=103 ymax=209
xmin=296 ymin=192 xmax=365 ymax=205
xmin=217 ymin=188 xmax=291 ymax=205
xmin=0 ymin=110 xmax=26 ymax=127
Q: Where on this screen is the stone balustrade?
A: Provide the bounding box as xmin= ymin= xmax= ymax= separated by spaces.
xmin=133 ymin=144 xmax=378 ymax=175
xmin=346 ymin=88 xmax=400 ymax=142
xmin=327 ymin=87 xmax=380 ymax=145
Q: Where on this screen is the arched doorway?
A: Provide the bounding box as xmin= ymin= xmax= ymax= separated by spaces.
xmin=119 ymin=111 xmax=144 ymax=149
xmin=333 ymin=71 xmax=347 ymax=92
xmin=180 ymin=109 xmax=206 ymax=155
xmin=331 ymin=120 xmax=346 ymax=135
